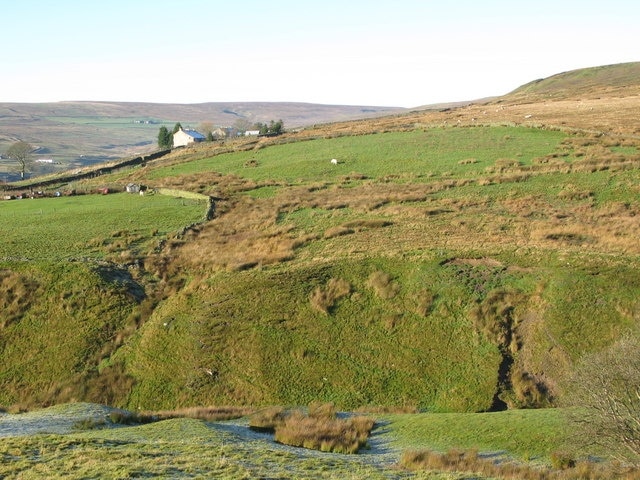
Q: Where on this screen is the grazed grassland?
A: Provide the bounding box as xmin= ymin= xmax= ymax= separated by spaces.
xmin=2 ymin=65 xmax=640 ymax=478
xmin=0 ymin=192 xmax=206 ymax=261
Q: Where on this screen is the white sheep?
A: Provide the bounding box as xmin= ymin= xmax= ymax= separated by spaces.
xmin=331 ymin=158 xmax=338 ymax=165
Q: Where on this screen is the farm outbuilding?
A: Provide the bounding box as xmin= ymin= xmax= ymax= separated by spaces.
xmin=173 ymin=127 xmax=206 ymax=148
xmin=211 ymin=127 xmax=227 ymax=140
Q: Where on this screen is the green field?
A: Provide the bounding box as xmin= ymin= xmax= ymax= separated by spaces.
xmin=148 ymin=126 xmax=568 ymax=184
xmin=0 ymin=192 xmax=206 ymax=261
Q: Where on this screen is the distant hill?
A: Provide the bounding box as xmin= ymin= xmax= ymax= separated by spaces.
xmin=506 ymin=61 xmax=640 ymax=99
xmin=0 ymin=101 xmax=405 ymax=128
xmin=0 ymin=101 xmax=405 ymax=178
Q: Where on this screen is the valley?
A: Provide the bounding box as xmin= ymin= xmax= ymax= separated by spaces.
xmin=1 ymin=62 xmax=640 ymax=478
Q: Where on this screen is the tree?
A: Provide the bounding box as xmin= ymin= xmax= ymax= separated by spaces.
xmin=254 ymin=120 xmax=285 ymax=136
xmin=157 ymin=126 xmax=172 ymax=149
xmin=172 ymin=122 xmax=183 ymax=134
xmin=233 ymin=118 xmax=253 ymax=135
xmin=258 ymin=122 xmax=269 ymax=135
xmin=565 ymin=335 xmax=640 ymax=460
xmin=270 ymin=119 xmax=284 ymax=134
xmin=198 ymin=122 xmax=214 ymax=138
xmin=6 ymin=141 xmax=34 ymax=179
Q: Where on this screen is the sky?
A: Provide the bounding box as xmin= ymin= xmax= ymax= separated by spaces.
xmin=1 ymin=0 xmax=638 ymax=108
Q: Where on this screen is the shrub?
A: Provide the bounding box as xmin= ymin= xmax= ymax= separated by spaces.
xmin=565 ymin=335 xmax=640 ymax=460
xmin=508 ymin=368 xmax=551 ymax=409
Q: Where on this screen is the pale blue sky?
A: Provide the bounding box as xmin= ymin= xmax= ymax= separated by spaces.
xmin=2 ymin=0 xmax=638 ymax=107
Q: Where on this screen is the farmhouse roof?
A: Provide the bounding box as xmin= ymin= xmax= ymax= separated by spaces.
xmin=181 ymin=129 xmax=206 ymax=140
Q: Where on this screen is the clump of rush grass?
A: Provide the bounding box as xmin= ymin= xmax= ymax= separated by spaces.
xmin=413 ymin=288 xmax=436 ymax=317
xmin=354 ymin=404 xmax=419 ymax=414
xmin=458 ymin=158 xmax=478 ymax=165
xmin=557 ymin=184 xmax=594 ymax=201
xmin=0 ymin=270 xmax=38 ymax=329
xmin=323 ymin=225 xmax=354 ymax=239
xmin=72 ymin=418 xmax=107 ymax=431
xmin=103 ymin=406 xmax=255 ymax=428
xmin=146 ymin=406 xmax=255 ymax=422
xmin=400 ymin=448 xmax=640 ymax=480
xmin=275 ymin=410 xmax=374 ymax=454
xmin=549 ymin=451 xmax=576 ymax=470
xmin=251 ymin=402 xmax=375 ymax=454
xmin=309 ymin=278 xmax=351 ymax=315
xmin=341 ymin=219 xmax=392 ymax=230
xmin=248 ymin=406 xmax=288 ymax=432
xmin=106 ymin=411 xmax=156 ymax=425
xmin=367 ymin=270 xmax=400 ymax=300
xmin=495 ymin=158 xmax=522 ymax=167
xmin=308 ymin=400 xmax=338 ymax=420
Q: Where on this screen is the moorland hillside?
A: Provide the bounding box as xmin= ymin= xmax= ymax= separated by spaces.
xmin=0 ymin=62 xmax=639 ymax=413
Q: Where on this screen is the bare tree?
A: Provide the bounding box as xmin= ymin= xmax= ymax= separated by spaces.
xmin=198 ymin=122 xmax=214 ymax=138
xmin=232 ymin=118 xmax=253 ymax=134
xmin=6 ymin=141 xmax=34 ymax=179
xmin=565 ymin=335 xmax=640 ymax=461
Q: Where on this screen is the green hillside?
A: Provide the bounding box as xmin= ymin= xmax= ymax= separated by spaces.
xmin=507 ymin=61 xmax=640 ymax=98
xmin=2 ymin=121 xmax=639 ymax=413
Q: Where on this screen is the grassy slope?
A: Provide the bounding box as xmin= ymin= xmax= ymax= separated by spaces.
xmin=0 ymin=64 xmax=639 ymax=416
xmin=508 ymin=61 xmax=640 ymax=98
xmin=1 ymin=64 xmax=640 ymax=478
xmin=3 ymin=122 xmax=639 ymax=412
xmin=0 ymin=193 xmax=206 ymax=407
xmin=2 ymin=125 xmax=639 ymax=413
xmin=111 ymin=125 xmax=640 ymax=412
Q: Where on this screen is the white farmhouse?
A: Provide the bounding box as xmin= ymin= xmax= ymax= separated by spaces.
xmin=173 ymin=127 xmax=206 ymax=148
